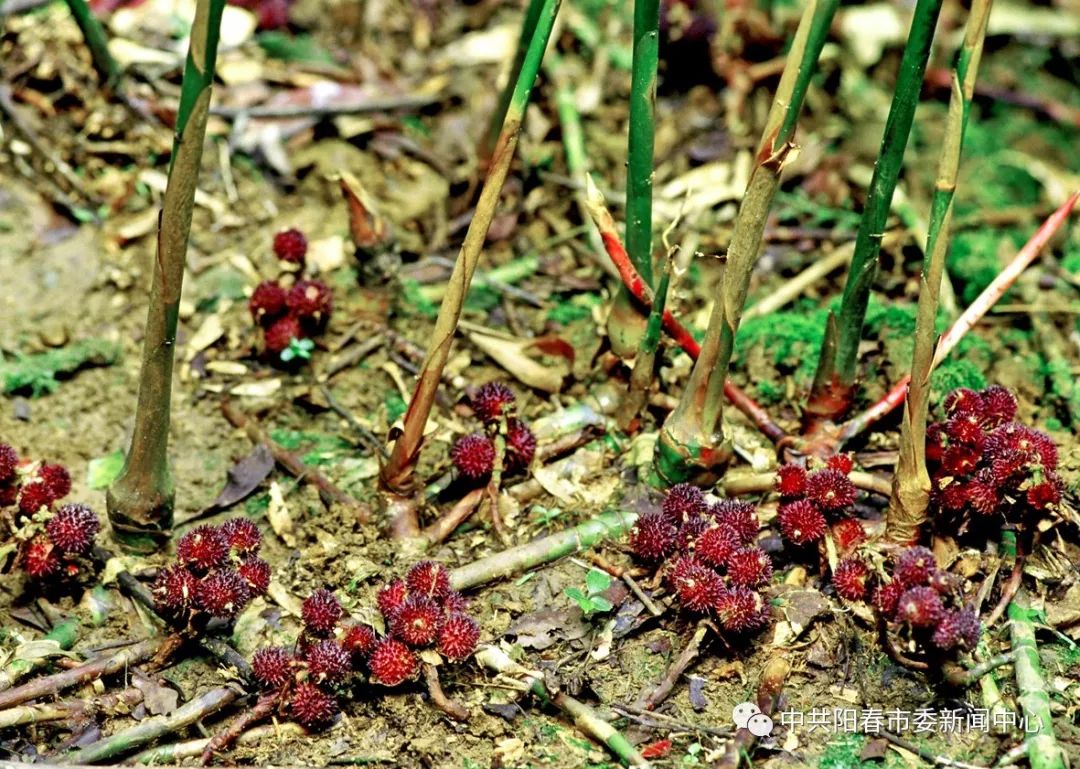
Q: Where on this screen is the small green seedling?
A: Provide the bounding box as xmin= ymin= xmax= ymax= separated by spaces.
xmin=564 ymin=567 xmax=614 ymax=617
xmin=280 ymin=337 xmax=315 ymax=363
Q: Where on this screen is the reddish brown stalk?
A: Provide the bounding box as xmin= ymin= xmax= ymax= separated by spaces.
xmin=585 ymin=179 xmax=787 ymax=443
xmin=423 ymin=663 xmax=470 ymax=721
xmin=714 ymin=656 xmax=790 ymax=769
xmin=201 ymin=691 xmax=278 ymax=764
xmin=983 ymin=556 xmax=1024 ymax=628
xmin=837 ymin=191 xmax=1079 ymax=443
xmin=635 ymin=620 xmax=711 ymax=710
xmin=419 ymin=487 xmax=485 ymax=545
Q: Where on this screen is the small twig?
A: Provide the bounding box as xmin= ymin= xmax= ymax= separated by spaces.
xmin=200 ymin=691 xmax=277 ymax=764
xmin=611 ymin=703 xmax=733 ymax=737
xmin=875 ymin=730 xmax=998 ymax=769
xmin=210 ymin=93 xmax=438 ymax=119
xmin=423 ymin=664 xmax=469 ymax=721
xmin=622 ymin=574 xmax=663 ymax=617
xmin=635 ymin=620 xmax=710 ymax=710
xmin=943 ymin=652 xmax=1017 ymax=688
xmin=221 ymin=399 xmax=369 ymax=521
xmin=881 ymin=622 xmax=930 ymax=672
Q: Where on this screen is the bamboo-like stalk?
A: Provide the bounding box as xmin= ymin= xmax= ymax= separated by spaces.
xmin=379 ymin=0 xmax=562 ymax=530
xmin=484 ymin=0 xmax=547 ymax=161
xmin=885 ymin=0 xmax=992 ymax=544
xmin=1008 ymin=589 xmax=1066 ymax=769
xmin=132 ymin=722 xmax=306 ymax=764
xmin=0 ymin=619 xmax=79 ymax=692
xmin=0 ymin=686 xmax=143 ymax=729
xmin=837 ymin=191 xmax=1079 ymax=442
xmin=805 ymin=0 xmax=944 ymax=427
xmin=623 ymin=256 xmax=671 ymax=424
xmin=655 ymin=0 xmax=838 ymax=484
xmin=106 ymin=0 xmax=226 ymax=552
xmin=64 ymin=0 xmax=120 ymax=88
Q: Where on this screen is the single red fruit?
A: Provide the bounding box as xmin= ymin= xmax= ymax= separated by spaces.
xmin=710 ymin=500 xmax=759 ymax=544
xmin=979 ymin=385 xmax=1017 ymax=428
xmin=941 ymin=445 xmax=979 ymax=477
xmin=273 ymin=228 xmax=308 ymax=264
xmin=0 ymin=444 xmax=17 ymax=484
xmin=945 ymin=415 xmax=985 ymax=448
xmin=342 ymin=624 xmax=378 ymax=661
xmin=725 ymin=547 xmax=772 ymax=588
xmin=662 ymin=483 xmax=706 ymax=522
xmin=897 ymin=586 xmax=945 ymax=628
xmin=832 ymin=558 xmax=870 ymax=601
xmin=873 ymin=580 xmax=904 ymax=618
xmin=826 ymin=454 xmax=855 ymax=474
xmin=1027 ymin=475 xmax=1062 ymax=510
xmin=377 ymin=580 xmax=408 ymax=620
xmin=264 ymin=314 xmax=305 ymax=355
xmin=669 ymin=556 xmax=724 ymax=613
xmin=894 ymin=546 xmax=937 ymax=588
xmin=252 ymin=646 xmax=293 ymax=689
xmin=926 ymin=423 xmax=947 ymax=465
xmin=406 ymin=561 xmax=452 ymax=601
xmin=221 ymin=518 xmax=262 ymax=555
xmin=630 ymin=510 xmax=678 ymax=562
xmin=695 ymin=526 xmax=741 ymax=568
xmin=965 ymin=478 xmax=999 ymax=515
xmin=450 ymin=433 xmax=496 ymax=480
xmin=46 ymin=503 xmax=100 ymax=554
xmin=289 ymin=682 xmax=339 ymax=728
xmin=368 ymin=638 xmax=419 ymax=686
xmin=24 ymin=536 xmax=59 ymax=577
xmin=249 ymin=280 xmax=288 ymax=326
xmin=927 ymin=570 xmax=959 ymax=595
xmin=287 ymin=280 xmax=333 ymax=326
xmin=176 ymin=525 xmax=229 ymax=572
xmin=989 ymin=450 xmax=1028 ymax=488
xmin=18 ymin=482 xmax=56 ymax=516
xmin=714 ymin=587 xmax=769 ymax=634
xmin=443 ymin=591 xmax=469 ymax=614
xmin=506 ymin=418 xmax=537 ymax=471
xmin=153 ymin=565 xmax=199 ymax=611
xmin=37 ymin=463 xmax=71 ymax=499
xmin=302 ymin=589 xmax=343 ymax=637
xmin=437 ymin=613 xmax=480 ymax=661
xmin=238 ymin=557 xmax=271 ymax=596
xmin=931 ymin=608 xmax=980 ymax=651
xmin=196 ymin=570 xmax=250 ymax=618
xmin=390 ymin=597 xmax=441 ymax=647
xmin=777 ymin=499 xmax=826 ymax=546
xmin=775 ymin=464 xmax=807 ymax=497
xmin=831 ymin=518 xmax=866 ymax=553
xmin=471 ymin=382 xmax=516 ymax=423
xmin=805 ymin=469 xmax=856 ymax=511
xmin=986 ymin=423 xmax=1057 ymax=470
xmin=305 ymin=640 xmax=351 ymax=685
xmin=943 ymin=387 xmax=983 ymax=417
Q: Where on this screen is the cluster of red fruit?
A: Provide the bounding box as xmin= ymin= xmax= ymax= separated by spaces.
xmin=248 ymin=229 xmax=333 ymax=360
xmin=450 ymin=382 xmax=537 ymax=481
xmin=0 ymin=443 xmax=100 ymax=579
xmin=873 ymin=546 xmax=980 ymax=653
xmin=630 ymin=484 xmax=772 ymax=634
xmin=152 ymin=520 xmax=270 ymax=624
xmin=249 ymin=562 xmax=480 ymax=729
xmin=927 ymin=386 xmax=1061 ymax=527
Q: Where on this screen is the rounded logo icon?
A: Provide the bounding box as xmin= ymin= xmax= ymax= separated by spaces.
xmin=732 ymin=701 xmax=761 ymax=729
xmin=747 ymin=713 xmax=774 ymax=737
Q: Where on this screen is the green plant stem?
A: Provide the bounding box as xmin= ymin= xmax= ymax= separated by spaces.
xmin=380 ymin=0 xmax=561 ymax=524
xmin=64 ymin=0 xmax=120 ymax=88
xmin=1008 ymin=589 xmax=1066 ymax=769
xmin=806 ymin=0 xmax=945 ymax=425
xmin=448 ymin=510 xmax=637 ymax=591
xmin=106 ymin=0 xmax=226 ymax=552
xmin=886 ymin=0 xmax=991 ymax=544
xmin=624 ymin=256 xmax=671 ymax=424
xmin=484 ymin=0 xmax=547 ymax=160
xmin=132 ymin=722 xmax=305 ymax=764
xmin=0 ymin=619 xmax=79 ymax=692
xmin=656 ymin=0 xmax=837 ymax=484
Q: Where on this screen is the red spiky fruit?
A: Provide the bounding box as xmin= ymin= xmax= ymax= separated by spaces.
xmin=874 ymin=580 xmax=904 ymax=617
xmin=289 ymin=682 xmax=338 ymax=728
xmin=24 ymin=536 xmax=59 ymax=577
xmin=390 ymin=597 xmax=441 ymax=647
xmin=931 ymin=608 xmax=980 ymax=651
xmin=342 ymin=624 xmax=378 ymax=661
xmin=980 ymin=385 xmax=1017 ymax=428
xmin=831 ymin=518 xmax=866 ymax=553
xmin=252 ymin=646 xmax=293 ymax=689
xmin=471 ymin=382 xmax=516 ymax=423
xmin=945 ymin=415 xmax=985 ymax=448
xmin=1027 ymin=475 xmax=1062 ymax=510
xmin=710 ymin=500 xmax=759 ymax=544
xmin=894 ymin=546 xmax=936 ymax=588
xmin=305 ymin=640 xmax=351 ymax=685
xmin=18 ymin=482 xmax=55 ymax=516
xmin=826 ymin=454 xmax=855 ymax=474
xmin=832 ymin=558 xmax=870 ymax=601
xmin=273 ymin=228 xmax=308 ymax=264
xmin=989 ymin=450 xmax=1028 ymax=488
xmin=249 ymin=280 xmax=288 ymax=326
xmin=287 ymin=279 xmax=333 ymax=327
xmin=966 ymin=477 xmax=999 ymax=515
xmin=725 ymin=547 xmax=772 ymax=588
xmin=368 ymin=638 xmax=419 ymax=686
xmin=896 ymin=586 xmax=945 ymax=628
xmin=444 ymin=591 xmax=469 ymax=614
xmin=777 ymin=499 xmax=826 ymax=546
xmin=695 ymin=526 xmax=741 ymax=568
xmin=221 ymin=518 xmax=262 ymax=555
xmin=506 ymin=418 xmax=537 ymax=471
xmin=237 ymin=557 xmax=271 ymax=596
xmin=406 ymin=560 xmax=452 ymax=601
xmin=668 ymin=557 xmax=724 ymax=613
xmin=451 ymin=433 xmax=496 ymax=480
xmin=928 ymin=570 xmax=959 ymax=595
xmin=926 ymin=423 xmax=947 ymax=465
xmin=153 ymin=565 xmax=199 ymax=611
xmin=0 ymin=444 xmax=17 ymax=483
xmin=38 ymin=464 xmax=71 ymax=499
xmin=177 ymin=526 xmax=229 ymax=572
xmin=630 ymin=510 xmax=678 ymax=562
xmin=806 ymin=469 xmax=857 ymax=511
xmin=944 ymin=387 xmax=983 ymax=416
xmin=46 ymin=503 xmax=100 ymax=554
xmin=302 ymin=589 xmax=343 ymax=637
xmin=775 ymin=464 xmax=807 ymax=497
xmin=987 ymin=423 xmax=1057 ymax=470
xmin=196 ymin=570 xmax=250 ymax=618
xmin=662 ymin=484 xmax=706 ymax=522
xmin=264 ymin=314 xmax=304 ymax=355
xmin=437 ymin=613 xmax=480 ymax=661
xmin=377 ymin=580 xmax=408 ymax=620
xmin=714 ymin=587 xmax=769 ymax=634
xmin=941 ymin=446 xmax=979 ymax=477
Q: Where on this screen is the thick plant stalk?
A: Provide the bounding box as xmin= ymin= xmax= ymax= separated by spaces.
xmin=380 ymin=0 xmax=561 ymax=526
xmin=656 ymin=0 xmax=838 ymax=484
xmin=449 ymin=510 xmax=637 ymax=590
xmin=0 ymin=619 xmax=79 ymax=692
xmin=64 ymin=0 xmax=120 ymax=88
xmin=886 ymin=0 xmax=992 ymax=545
xmin=484 ymin=0 xmax=547 ymax=160
xmin=1008 ymin=589 xmax=1066 ymax=769
xmin=608 ymin=0 xmax=661 ymax=358
xmin=106 ymin=0 xmax=226 ymax=552
xmin=838 ymin=191 xmax=1080 ymax=442
xmin=806 ymin=0 xmax=945 ymax=427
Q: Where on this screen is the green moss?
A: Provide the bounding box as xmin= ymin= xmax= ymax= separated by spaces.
xmin=948 ymin=227 xmax=1027 ymax=305
xmin=819 ymin=733 xmax=873 ymax=769
xmin=0 ymin=338 xmax=120 ymax=397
